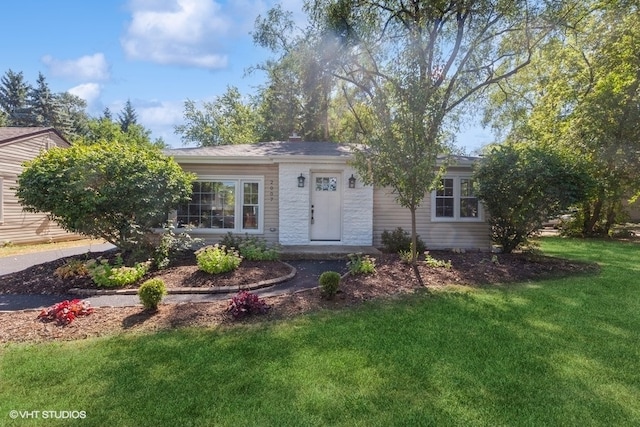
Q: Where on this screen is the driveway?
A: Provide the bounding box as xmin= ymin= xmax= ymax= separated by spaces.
xmin=0 ymin=242 xmax=115 ymax=276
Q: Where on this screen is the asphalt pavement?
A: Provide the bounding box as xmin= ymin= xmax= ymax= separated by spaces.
xmin=0 ymin=243 xmax=347 ymax=311
xmin=0 ymin=242 xmax=116 ymax=276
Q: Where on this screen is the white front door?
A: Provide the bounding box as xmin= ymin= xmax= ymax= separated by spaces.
xmin=310 ymin=173 xmax=342 ymax=241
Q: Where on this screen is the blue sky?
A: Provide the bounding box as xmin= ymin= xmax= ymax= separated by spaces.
xmin=0 ymin=0 xmax=492 ymax=152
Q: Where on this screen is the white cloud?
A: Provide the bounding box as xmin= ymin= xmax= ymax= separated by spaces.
xmin=68 ymin=83 xmax=102 ymax=105
xmin=121 ymin=0 xmax=233 ymax=69
xmin=42 ymin=53 xmax=110 ymax=81
xmin=136 ymin=99 xmax=183 ymax=126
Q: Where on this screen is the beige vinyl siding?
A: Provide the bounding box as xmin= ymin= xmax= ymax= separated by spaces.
xmin=373 ymin=186 xmax=491 ymax=250
xmin=177 ymin=163 xmax=279 ymax=245
xmin=0 ymin=132 xmax=80 ymax=245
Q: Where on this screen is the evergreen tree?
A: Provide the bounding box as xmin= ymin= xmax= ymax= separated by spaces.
xmin=0 ymin=69 xmax=30 ymax=125
xmin=118 ymin=99 xmax=138 ymax=132
xmin=27 ymin=72 xmax=61 ymax=127
xmin=102 ymin=107 xmax=113 ymax=121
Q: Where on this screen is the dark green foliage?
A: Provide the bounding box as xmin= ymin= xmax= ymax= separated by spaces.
xmin=138 ymin=279 xmax=167 ymax=311
xmin=153 ymin=224 xmax=203 ymax=270
xmin=16 ymin=142 xmax=194 ymax=256
xmin=474 ymin=145 xmax=593 ymax=253
xmin=0 ymin=69 xmax=29 ymax=124
xmin=319 ymin=271 xmax=341 ymax=299
xmin=118 ymin=99 xmax=138 ymax=132
xmin=381 ymin=228 xmax=426 ymax=254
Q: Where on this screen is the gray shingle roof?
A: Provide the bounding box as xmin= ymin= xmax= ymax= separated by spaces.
xmin=165 ymin=141 xmax=353 ymax=158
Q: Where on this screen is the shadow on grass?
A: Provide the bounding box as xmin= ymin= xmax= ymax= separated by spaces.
xmin=1 ymin=238 xmax=638 ymax=426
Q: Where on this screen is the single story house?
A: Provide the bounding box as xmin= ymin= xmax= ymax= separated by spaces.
xmin=165 ymin=139 xmax=491 ymax=250
xmin=0 ymin=127 xmax=80 ymax=245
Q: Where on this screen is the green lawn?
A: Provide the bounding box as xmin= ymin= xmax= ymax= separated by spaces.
xmin=1 ymin=238 xmax=639 ymax=426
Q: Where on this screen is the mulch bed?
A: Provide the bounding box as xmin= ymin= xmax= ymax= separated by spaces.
xmin=0 ymin=250 xmax=600 ymax=344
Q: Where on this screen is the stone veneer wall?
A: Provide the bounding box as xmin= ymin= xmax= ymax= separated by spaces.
xmin=278 ymin=163 xmax=373 ymax=245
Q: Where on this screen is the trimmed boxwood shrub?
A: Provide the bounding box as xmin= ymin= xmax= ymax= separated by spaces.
xmin=319 ymin=271 xmax=341 ymax=299
xmin=138 ymin=278 xmax=167 ymax=311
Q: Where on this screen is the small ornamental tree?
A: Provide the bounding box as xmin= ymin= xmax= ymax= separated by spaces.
xmin=17 ymin=141 xmax=194 ymax=258
xmin=474 ymin=144 xmax=593 ymax=253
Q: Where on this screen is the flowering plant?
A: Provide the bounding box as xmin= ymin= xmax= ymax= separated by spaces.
xmin=226 ymin=291 xmax=270 ymax=320
xmin=37 ymin=299 xmax=94 ymax=325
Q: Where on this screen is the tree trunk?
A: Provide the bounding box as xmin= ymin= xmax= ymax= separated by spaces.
xmin=410 ymin=207 xmax=426 ymax=289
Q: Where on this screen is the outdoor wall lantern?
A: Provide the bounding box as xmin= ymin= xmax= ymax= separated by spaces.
xmin=297 ymin=173 xmax=306 ymax=188
xmin=348 ymin=174 xmax=356 ymax=189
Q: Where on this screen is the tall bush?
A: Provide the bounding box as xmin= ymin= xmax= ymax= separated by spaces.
xmin=474 ymin=145 xmax=593 ymax=253
xmin=16 ymin=141 xmax=194 ymax=257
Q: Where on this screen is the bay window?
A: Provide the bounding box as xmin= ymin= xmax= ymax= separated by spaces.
xmin=175 ymin=177 xmax=263 ymax=233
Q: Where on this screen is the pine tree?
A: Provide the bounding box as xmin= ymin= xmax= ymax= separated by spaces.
xmin=27 ymin=72 xmax=61 ymax=127
xmin=118 ymin=99 xmax=138 ymax=132
xmin=0 ymin=69 xmax=30 ymax=125
xmin=102 ymin=107 xmax=113 ymax=121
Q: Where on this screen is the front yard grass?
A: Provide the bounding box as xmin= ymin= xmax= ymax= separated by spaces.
xmin=0 ymin=237 xmax=639 ymax=426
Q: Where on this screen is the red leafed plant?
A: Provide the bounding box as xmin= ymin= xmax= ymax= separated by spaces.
xmin=37 ymin=299 xmax=95 ymax=325
xmin=226 ymin=291 xmax=270 ymax=320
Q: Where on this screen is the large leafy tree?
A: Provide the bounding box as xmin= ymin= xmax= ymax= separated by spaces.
xmin=16 ymin=142 xmax=194 ymax=256
xmin=174 ymin=86 xmax=261 ymax=146
xmin=56 ymin=92 xmax=90 ymax=140
xmin=82 ymin=117 xmax=166 ymax=149
xmin=283 ymin=0 xmax=572 ymax=280
xmin=253 ymin=4 xmax=336 ymax=141
xmin=483 ymin=1 xmax=640 ymax=235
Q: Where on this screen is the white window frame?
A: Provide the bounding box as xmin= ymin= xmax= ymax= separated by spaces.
xmin=174 ymin=176 xmax=264 ymax=234
xmin=431 ymin=175 xmax=483 ymax=222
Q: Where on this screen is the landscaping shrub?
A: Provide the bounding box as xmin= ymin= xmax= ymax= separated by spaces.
xmin=220 ymin=232 xmax=245 ymax=251
xmin=226 ymin=290 xmax=270 ymax=319
xmin=54 ymin=259 xmax=89 ymax=279
xmin=319 ymin=271 xmax=341 ymax=299
xmin=86 ymin=257 xmax=150 ymax=288
xmin=381 ymin=227 xmax=426 ymax=254
xmin=153 ymin=224 xmax=203 ymax=269
xmin=347 ymin=253 xmax=376 ymax=274
xmin=195 ymin=244 xmax=242 ymax=274
xmin=220 ymin=233 xmax=280 ymax=261
xmin=138 ymin=279 xmax=167 ymax=311
xmin=424 ymin=251 xmax=452 ymax=269
xmin=37 ymin=299 xmax=94 ymax=326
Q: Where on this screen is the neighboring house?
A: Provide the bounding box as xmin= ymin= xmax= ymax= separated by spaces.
xmin=0 ymin=127 xmax=80 ymax=245
xmin=166 ymin=139 xmax=491 ymax=250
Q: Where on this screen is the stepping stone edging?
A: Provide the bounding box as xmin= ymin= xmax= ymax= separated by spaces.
xmin=69 ymin=262 xmax=297 ymax=296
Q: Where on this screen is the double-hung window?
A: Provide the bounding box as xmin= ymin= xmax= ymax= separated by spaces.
xmin=432 ymin=176 xmax=481 ymax=221
xmin=175 ymin=177 xmax=263 ymax=233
